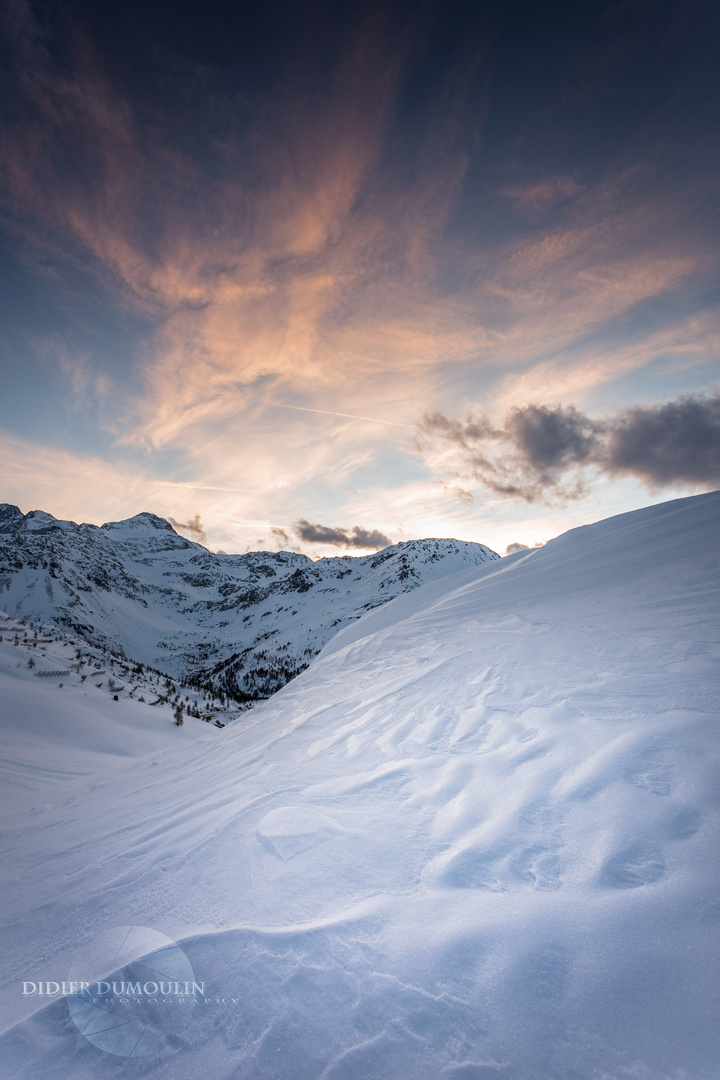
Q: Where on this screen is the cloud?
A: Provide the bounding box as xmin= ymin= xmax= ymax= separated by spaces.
xmin=0 ymin=1 xmax=467 ymax=450
xmin=167 ymin=513 xmax=206 ymax=544
xmin=0 ymin=433 xmax=156 ymax=523
xmin=606 ymin=394 xmax=720 ymax=487
xmin=503 ymin=176 xmax=583 ymax=216
xmin=505 ymin=540 xmax=544 ymax=555
xmin=0 ymin=432 xmax=271 ymax=553
xmin=2 ymin=0 xmax=719 ymax=556
xmin=270 ymin=526 xmax=290 ymax=548
xmin=5 ymin=0 xmax=709 ymax=467
xmin=294 ymin=518 xmax=392 ymax=550
xmin=506 ymin=403 xmax=601 ymax=472
xmin=418 ymin=406 xmax=594 ymax=502
xmin=418 ymin=390 xmax=720 ymax=503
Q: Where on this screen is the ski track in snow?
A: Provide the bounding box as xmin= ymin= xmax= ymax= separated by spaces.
xmin=0 ymin=492 xmax=719 ymax=1078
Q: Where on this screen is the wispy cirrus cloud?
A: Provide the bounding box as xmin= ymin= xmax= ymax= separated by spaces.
xmin=1 ymin=0 xmax=464 ymax=448
xmin=502 ymin=176 xmax=583 ymax=216
xmin=2 ymin=0 xmax=713 ymax=463
xmin=1 ymin=0 xmax=719 ymax=561
xmin=486 ymin=313 xmax=720 ymax=419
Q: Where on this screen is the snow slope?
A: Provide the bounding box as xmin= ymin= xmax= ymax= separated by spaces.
xmin=0 ymin=614 xmax=228 ymax=808
xmin=1 ymin=491 xmax=719 ymax=1079
xmin=0 ymin=506 xmax=498 ymax=700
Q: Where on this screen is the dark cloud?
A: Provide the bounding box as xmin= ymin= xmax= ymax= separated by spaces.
xmin=167 ymin=513 xmax=206 ymax=543
xmin=418 ymin=406 xmax=591 ymax=502
xmin=606 ymin=395 xmax=720 ymax=487
xmin=419 ymin=391 xmax=720 ymax=503
xmin=506 ymin=404 xmax=601 ymax=471
xmin=271 ymin=526 xmax=290 ymax=548
xmin=294 ymin=519 xmax=392 ymax=551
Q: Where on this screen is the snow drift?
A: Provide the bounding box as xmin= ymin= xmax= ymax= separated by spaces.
xmin=1 ymin=491 xmax=719 ymax=1079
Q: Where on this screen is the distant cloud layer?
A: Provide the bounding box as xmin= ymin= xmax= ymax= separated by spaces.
xmin=270 ymin=527 xmax=291 ymax=548
xmin=294 ymin=519 xmax=391 ymax=550
xmin=505 ymin=541 xmax=543 ymax=555
xmin=418 ymin=392 xmax=720 ymax=503
xmin=167 ymin=513 xmax=207 ymax=543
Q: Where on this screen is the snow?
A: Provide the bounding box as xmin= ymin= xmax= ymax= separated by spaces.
xmin=0 ymin=509 xmax=498 ymax=700
xmin=0 ymin=490 xmax=719 ymax=1078
xmin=0 ymin=616 xmax=224 ymax=806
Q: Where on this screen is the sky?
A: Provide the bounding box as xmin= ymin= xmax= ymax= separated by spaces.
xmin=0 ymin=0 xmax=719 ymax=558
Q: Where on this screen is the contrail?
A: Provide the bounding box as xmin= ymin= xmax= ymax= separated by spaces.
xmin=151 ymin=481 xmax=245 ymax=492
xmin=270 ymin=403 xmax=415 ymax=430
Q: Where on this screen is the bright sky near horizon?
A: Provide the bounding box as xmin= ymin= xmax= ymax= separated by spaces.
xmin=1 ymin=0 xmax=719 ymax=556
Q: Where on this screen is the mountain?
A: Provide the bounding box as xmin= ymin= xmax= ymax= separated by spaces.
xmin=0 ymin=505 xmax=498 ymax=701
xmin=1 ymin=490 xmax=718 ymax=1079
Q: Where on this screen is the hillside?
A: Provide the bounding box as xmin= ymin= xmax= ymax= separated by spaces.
xmin=0 ymin=610 xmax=233 ymax=808
xmin=0 ymin=506 xmax=498 ymax=700
xmin=0 ymin=490 xmax=718 ymax=1078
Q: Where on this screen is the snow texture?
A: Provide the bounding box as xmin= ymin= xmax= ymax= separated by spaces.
xmin=0 ymin=491 xmax=719 ymax=1078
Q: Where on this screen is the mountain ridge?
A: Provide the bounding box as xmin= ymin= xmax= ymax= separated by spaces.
xmin=0 ymin=504 xmax=499 ymax=701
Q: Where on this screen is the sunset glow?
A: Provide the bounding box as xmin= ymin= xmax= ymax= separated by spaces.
xmin=1 ymin=0 xmax=718 ymax=554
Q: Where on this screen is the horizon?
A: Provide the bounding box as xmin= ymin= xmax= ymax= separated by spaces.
xmin=2 ymin=498 xmax=502 ymax=558
xmin=5 ymin=487 xmax=716 ymax=561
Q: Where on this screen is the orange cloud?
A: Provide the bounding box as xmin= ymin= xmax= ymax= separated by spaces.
xmin=1 ymin=3 xmax=716 ymax=488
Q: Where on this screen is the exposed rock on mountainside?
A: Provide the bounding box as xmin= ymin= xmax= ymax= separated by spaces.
xmin=0 ymin=506 xmax=498 ymax=701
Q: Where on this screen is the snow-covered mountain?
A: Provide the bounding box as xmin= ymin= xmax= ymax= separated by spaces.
xmin=0 ymin=505 xmax=498 ymax=701
xmin=1 ymin=490 xmax=718 ymax=1079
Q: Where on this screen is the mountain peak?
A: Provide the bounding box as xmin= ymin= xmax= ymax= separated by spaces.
xmin=101 ymin=512 xmax=177 ymax=534
xmin=0 ymin=507 xmax=64 ymax=532
xmin=0 ymin=504 xmax=25 ymax=531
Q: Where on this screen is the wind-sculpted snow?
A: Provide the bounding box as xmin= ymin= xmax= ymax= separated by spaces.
xmin=0 ymin=491 xmax=719 ymax=1079
xmin=0 ymin=508 xmax=498 ymax=701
